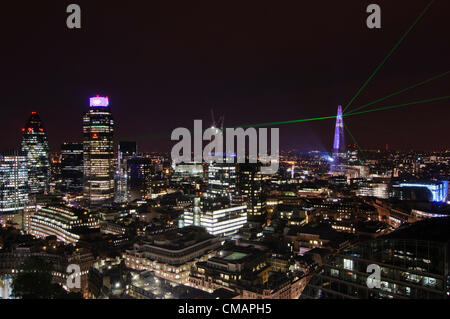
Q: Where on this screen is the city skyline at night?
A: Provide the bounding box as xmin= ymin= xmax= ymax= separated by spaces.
xmin=1 ymin=1 xmax=449 ymax=153
xmin=0 ymin=0 xmax=449 ymax=305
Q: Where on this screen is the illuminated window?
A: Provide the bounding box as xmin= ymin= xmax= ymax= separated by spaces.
xmin=343 ymin=258 xmax=354 ymax=271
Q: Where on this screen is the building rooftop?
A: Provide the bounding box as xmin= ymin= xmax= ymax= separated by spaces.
xmin=148 ymin=226 xmax=215 ymax=250
xmin=223 ymin=251 xmax=248 ymax=261
xmin=208 ymin=245 xmax=266 ymax=265
xmin=382 ymin=217 xmax=450 ymax=243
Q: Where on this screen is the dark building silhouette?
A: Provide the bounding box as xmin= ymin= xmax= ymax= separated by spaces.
xmin=60 ymin=142 xmax=83 ymax=194
xmin=301 ymin=218 xmax=450 ymax=299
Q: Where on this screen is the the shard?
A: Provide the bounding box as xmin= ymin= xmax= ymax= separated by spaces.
xmin=331 ymin=105 xmax=345 ymax=173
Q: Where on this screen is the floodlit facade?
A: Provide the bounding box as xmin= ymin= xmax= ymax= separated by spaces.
xmin=29 ymin=205 xmax=99 ymax=244
xmin=394 ymin=181 xmax=449 ymax=203
xmin=200 ymin=205 xmax=247 ymax=237
xmin=83 ymin=96 xmax=115 ymax=208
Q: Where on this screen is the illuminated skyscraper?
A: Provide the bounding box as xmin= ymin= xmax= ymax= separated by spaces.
xmin=0 ymin=150 xmax=28 ymax=225
xmin=333 ymin=105 xmax=345 ymax=156
xmin=21 ymin=112 xmax=50 ymax=194
xmin=196 ymin=160 xmax=247 ymax=237
xmin=83 ymin=96 xmax=115 ymax=208
xmin=182 ymin=115 xmax=246 ymax=236
xmin=236 ymin=162 xmax=265 ymax=218
xmin=202 ymin=161 xmax=237 ymax=211
xmin=115 ymin=141 xmax=137 ymax=203
xmin=331 ymin=105 xmax=346 ymax=173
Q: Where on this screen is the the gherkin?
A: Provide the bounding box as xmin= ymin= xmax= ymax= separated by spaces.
xmin=21 ymin=112 xmax=50 ymax=194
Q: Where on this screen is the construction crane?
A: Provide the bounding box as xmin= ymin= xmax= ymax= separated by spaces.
xmin=210 ymin=109 xmax=224 ymax=133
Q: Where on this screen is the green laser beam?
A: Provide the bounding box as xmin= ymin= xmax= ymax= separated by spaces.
xmin=344 ymin=69 xmax=450 ymax=116
xmin=342 ymin=95 xmax=450 ymax=163
xmin=236 ymin=95 xmax=450 ymax=129
xmin=233 ymin=115 xmax=338 ymax=129
xmin=343 ymin=0 xmax=435 ymax=113
xmin=345 ymin=95 xmax=450 ymax=117
xmin=344 ymin=123 xmax=365 ymax=162
xmin=137 ymin=94 xmax=450 ymax=140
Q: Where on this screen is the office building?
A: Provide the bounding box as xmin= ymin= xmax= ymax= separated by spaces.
xmin=199 ymin=205 xmax=247 ymax=237
xmin=60 ymin=142 xmax=83 ymax=194
xmin=124 ymin=226 xmax=220 ymax=284
xmin=203 ymin=161 xmax=237 ymax=210
xmin=0 ymin=151 xmax=28 ymax=226
xmin=236 ymin=162 xmax=265 ymax=218
xmin=29 ymin=205 xmax=99 ymax=244
xmin=189 ymin=244 xmax=308 ymax=298
xmin=355 ymin=179 xmax=389 ymax=199
xmin=0 ymin=244 xmax=94 ymax=296
xmin=115 ymin=142 xmax=137 ymax=203
xmin=301 ymin=217 xmax=450 ymax=299
xmin=83 ymin=96 xmax=115 ymax=208
xmin=182 ymin=159 xmax=247 ymax=237
xmin=392 ymin=181 xmax=448 ymax=203
xmin=171 ymin=162 xmax=204 ymax=183
xmin=21 ymin=112 xmax=50 ymax=194
xmin=127 ymin=156 xmax=154 ymax=201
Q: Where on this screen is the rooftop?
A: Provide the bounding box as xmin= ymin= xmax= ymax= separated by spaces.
xmin=149 ymin=226 xmax=215 ymax=250
xmin=382 ymin=217 xmax=450 ymax=243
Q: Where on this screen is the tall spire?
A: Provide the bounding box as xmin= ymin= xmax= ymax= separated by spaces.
xmin=333 ymin=105 xmax=345 ymax=155
xmin=331 ymin=105 xmax=345 ymax=174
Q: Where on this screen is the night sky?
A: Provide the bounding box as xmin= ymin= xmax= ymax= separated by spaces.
xmin=1 ymin=0 xmax=449 ymax=153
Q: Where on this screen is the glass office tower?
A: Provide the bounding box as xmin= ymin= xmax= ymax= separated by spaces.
xmin=21 ymin=112 xmax=50 ymax=194
xmin=83 ymin=96 xmax=115 ymax=208
xmin=0 ymin=150 xmax=28 ymax=226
